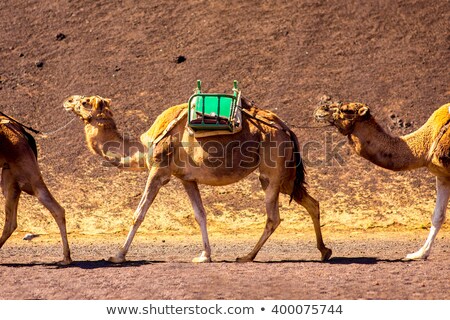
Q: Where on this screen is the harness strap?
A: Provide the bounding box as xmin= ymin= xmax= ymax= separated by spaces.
xmin=152 ymin=108 xmax=189 ymax=147
xmin=240 ymin=107 xmax=284 ymax=131
xmin=426 ymin=118 xmax=450 ymax=162
xmin=0 ymin=110 xmax=41 ymax=134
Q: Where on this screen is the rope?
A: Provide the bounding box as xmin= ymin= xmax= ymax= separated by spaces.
xmin=238 ymin=95 xmax=333 ymax=130
xmin=292 ymin=123 xmax=333 ymax=129
xmin=38 ymin=117 xmax=77 ymax=138
xmin=238 ymin=105 xmax=332 ymax=130
xmin=0 ymin=110 xmax=41 ymax=134
xmin=0 ymin=110 xmax=77 ymax=138
xmin=240 ymin=108 xmax=281 ymax=129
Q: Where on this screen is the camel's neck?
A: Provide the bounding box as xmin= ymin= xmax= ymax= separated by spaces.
xmin=348 ymin=117 xmax=431 ymax=171
xmin=84 ymin=118 xmax=147 ymax=171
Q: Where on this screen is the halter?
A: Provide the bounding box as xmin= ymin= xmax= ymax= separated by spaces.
xmin=327 ymin=104 xmax=370 ymax=135
xmin=72 ymin=95 xmax=94 ymax=123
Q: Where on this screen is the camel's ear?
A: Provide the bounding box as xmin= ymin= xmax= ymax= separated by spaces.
xmin=104 ymin=98 xmax=112 ymax=107
xmin=358 ymin=106 xmax=370 ymax=117
xmin=100 ymin=98 xmax=113 ymax=117
xmin=96 ymin=98 xmax=109 ymax=111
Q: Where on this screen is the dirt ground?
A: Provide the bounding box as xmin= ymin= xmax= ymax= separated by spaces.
xmin=1 ymin=0 xmax=450 ymax=300
xmin=0 ymin=231 xmax=449 ymax=300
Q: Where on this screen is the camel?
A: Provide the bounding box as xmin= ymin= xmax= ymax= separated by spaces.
xmin=0 ymin=116 xmax=71 ymax=264
xmin=315 ymin=101 xmax=450 ymax=260
xmin=63 ymin=95 xmax=332 ymax=263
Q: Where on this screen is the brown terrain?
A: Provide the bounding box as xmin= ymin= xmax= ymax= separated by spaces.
xmin=0 ymin=0 xmax=449 ymax=300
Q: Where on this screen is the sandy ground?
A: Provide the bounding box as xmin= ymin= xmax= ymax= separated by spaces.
xmin=0 ymin=230 xmax=449 ymax=300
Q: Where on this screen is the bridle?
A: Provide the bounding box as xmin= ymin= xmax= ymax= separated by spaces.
xmin=323 ymin=103 xmax=370 ymax=135
xmin=68 ymin=95 xmax=94 ymax=124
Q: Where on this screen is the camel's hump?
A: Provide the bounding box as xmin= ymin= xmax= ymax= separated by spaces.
xmin=140 ymin=103 xmax=188 ymax=146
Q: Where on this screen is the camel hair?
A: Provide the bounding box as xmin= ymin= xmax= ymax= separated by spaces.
xmin=63 ymin=95 xmax=332 ymax=263
xmin=315 ymin=101 xmax=450 ymax=260
xmin=0 ymin=116 xmax=71 ymax=264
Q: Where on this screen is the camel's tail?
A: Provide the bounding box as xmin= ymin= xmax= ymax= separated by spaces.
xmin=287 ymin=127 xmax=307 ymax=203
xmin=20 ymin=127 xmax=38 ymax=159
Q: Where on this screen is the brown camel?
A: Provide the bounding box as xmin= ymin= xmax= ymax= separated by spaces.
xmin=63 ymin=95 xmax=332 ymax=263
xmin=0 ymin=116 xmax=71 ymax=264
xmin=315 ymin=101 xmax=450 ymax=260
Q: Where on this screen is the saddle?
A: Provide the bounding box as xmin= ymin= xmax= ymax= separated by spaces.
xmin=187 ymin=80 xmax=242 ymax=138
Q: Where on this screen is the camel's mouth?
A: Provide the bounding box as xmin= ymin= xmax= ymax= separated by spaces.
xmin=314 ymin=107 xmax=333 ymax=123
xmin=314 ymin=113 xmax=328 ymax=122
xmin=63 ymin=101 xmax=74 ymax=112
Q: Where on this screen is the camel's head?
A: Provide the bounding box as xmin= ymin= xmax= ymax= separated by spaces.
xmin=63 ymin=95 xmax=113 ymax=124
xmin=315 ymin=102 xmax=371 ymax=135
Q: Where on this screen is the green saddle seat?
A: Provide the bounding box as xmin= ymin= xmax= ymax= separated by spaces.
xmin=188 ymin=80 xmax=239 ymax=131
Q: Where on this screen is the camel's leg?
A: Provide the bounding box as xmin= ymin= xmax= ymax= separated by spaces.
xmin=236 ymin=180 xmax=281 ymax=262
xmin=182 ymin=180 xmax=211 ymax=263
xmin=295 ymin=191 xmax=332 ymax=261
xmin=405 ymin=177 xmax=450 ymax=260
xmin=109 ymin=167 xmax=170 ymax=263
xmin=34 ymin=181 xmax=72 ymax=265
xmin=0 ymin=169 xmax=20 ymax=248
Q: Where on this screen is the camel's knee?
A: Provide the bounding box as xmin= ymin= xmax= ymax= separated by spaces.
xmin=272 ymin=219 xmax=281 ymax=230
xmin=195 ymin=216 xmax=205 ymax=227
xmin=132 ymin=212 xmax=145 ymax=224
xmin=54 ymin=208 xmax=67 ymax=222
xmin=194 ymin=209 xmax=207 ymax=223
xmin=266 ymin=215 xmax=281 ymax=231
xmin=132 ymin=202 xmax=150 ymax=224
xmin=432 ymin=212 xmax=446 ymax=227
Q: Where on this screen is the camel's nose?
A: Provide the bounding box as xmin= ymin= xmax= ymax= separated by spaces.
xmin=314 ymin=108 xmax=330 ymax=121
xmin=63 ymin=100 xmax=75 ymax=111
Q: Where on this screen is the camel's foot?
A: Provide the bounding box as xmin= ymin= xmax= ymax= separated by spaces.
xmin=236 ymin=255 xmax=254 ymax=263
xmin=320 ymin=248 xmax=332 ymax=262
xmin=108 ymin=253 xmax=127 ymax=264
xmin=192 ymin=251 xmax=211 ymax=263
xmin=57 ymin=257 xmax=73 ymax=266
xmin=404 ymin=250 xmax=428 ymax=261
